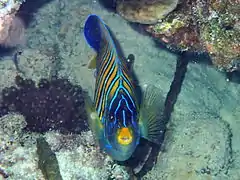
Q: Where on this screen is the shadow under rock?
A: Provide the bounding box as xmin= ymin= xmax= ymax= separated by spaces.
xmin=153 ymin=36 xmax=240 ymax=83
xmin=226 ymin=70 xmax=240 ymax=84
xmin=128 ymin=22 xmax=151 ymax=37
xmin=16 ymin=0 xmax=55 ymax=27
xmin=152 ymin=37 xmax=213 ymax=66
xmin=120 ymin=52 xmax=190 ymax=178
xmin=126 ymin=21 xmax=213 ymax=66
xmin=0 ymin=46 xmax=15 ymax=57
xmin=98 ymin=0 xmax=117 ymax=12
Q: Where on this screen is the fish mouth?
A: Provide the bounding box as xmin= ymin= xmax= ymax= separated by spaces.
xmin=117 ymin=127 xmax=133 ymax=146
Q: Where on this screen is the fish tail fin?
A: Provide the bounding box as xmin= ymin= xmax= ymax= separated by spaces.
xmin=139 ymin=85 xmax=165 ymax=145
xmin=84 ymin=14 xmax=104 ymax=52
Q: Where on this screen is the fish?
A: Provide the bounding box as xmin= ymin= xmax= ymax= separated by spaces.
xmin=12 ymin=49 xmax=22 ymax=72
xmin=83 ymin=14 xmax=164 ymax=161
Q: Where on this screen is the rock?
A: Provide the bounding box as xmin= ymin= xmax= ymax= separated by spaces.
xmin=143 ymin=112 xmax=232 ymax=179
xmin=116 ymin=0 xmax=179 ymax=24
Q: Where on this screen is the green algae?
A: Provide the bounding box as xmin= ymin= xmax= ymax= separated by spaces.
xmin=152 ymin=18 xmax=185 ymax=34
xmin=37 ymin=137 xmax=63 ymax=180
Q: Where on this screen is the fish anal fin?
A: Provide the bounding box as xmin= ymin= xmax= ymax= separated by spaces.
xmin=139 ymin=85 xmax=165 ymax=145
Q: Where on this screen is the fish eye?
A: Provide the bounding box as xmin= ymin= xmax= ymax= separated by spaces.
xmin=109 ymin=115 xmax=114 ymax=121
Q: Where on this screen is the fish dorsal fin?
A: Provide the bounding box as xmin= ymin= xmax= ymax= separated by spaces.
xmin=84 ymin=15 xmax=102 ymax=52
xmin=138 ymin=85 xmax=165 ymax=144
xmin=84 ymin=14 xmax=115 ymax=53
xmin=84 ymin=15 xmax=117 ymax=70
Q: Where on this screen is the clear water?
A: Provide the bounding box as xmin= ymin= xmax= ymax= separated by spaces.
xmin=0 ymin=0 xmax=239 ymax=179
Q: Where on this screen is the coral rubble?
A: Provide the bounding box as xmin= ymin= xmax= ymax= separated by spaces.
xmin=0 ymin=75 xmax=88 ymax=133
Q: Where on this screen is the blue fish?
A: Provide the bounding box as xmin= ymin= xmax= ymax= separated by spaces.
xmin=83 ymin=14 xmax=163 ymax=161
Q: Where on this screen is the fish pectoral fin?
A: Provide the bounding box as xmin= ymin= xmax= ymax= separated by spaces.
xmin=89 ymin=111 xmax=104 ymax=139
xmin=83 ymin=93 xmax=103 ymax=138
xmin=139 ymin=85 xmax=165 ymax=145
xmin=88 ymin=52 xmax=97 ymax=69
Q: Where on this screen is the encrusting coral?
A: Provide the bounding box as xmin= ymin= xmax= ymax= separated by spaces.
xmin=0 ymin=75 xmax=88 ymax=133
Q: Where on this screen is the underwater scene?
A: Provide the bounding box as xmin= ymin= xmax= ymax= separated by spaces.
xmin=0 ymin=0 xmax=239 ymax=179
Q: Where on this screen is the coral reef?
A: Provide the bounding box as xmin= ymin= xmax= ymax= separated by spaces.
xmin=143 ymin=1 xmax=201 ymax=52
xmin=0 ymin=75 xmax=88 ymax=133
xmin=116 ymin=0 xmax=179 ymax=24
xmin=143 ymin=0 xmax=240 ymax=72
xmin=145 ymin=17 xmax=201 ymax=52
xmin=199 ymin=0 xmax=240 ymax=72
xmin=116 ymin=0 xmax=240 ymax=71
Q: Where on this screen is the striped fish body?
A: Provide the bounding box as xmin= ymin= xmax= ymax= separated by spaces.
xmin=84 ymin=15 xmax=140 ymax=161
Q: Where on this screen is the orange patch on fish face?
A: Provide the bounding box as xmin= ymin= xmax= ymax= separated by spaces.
xmin=117 ymin=127 xmax=133 ymax=145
